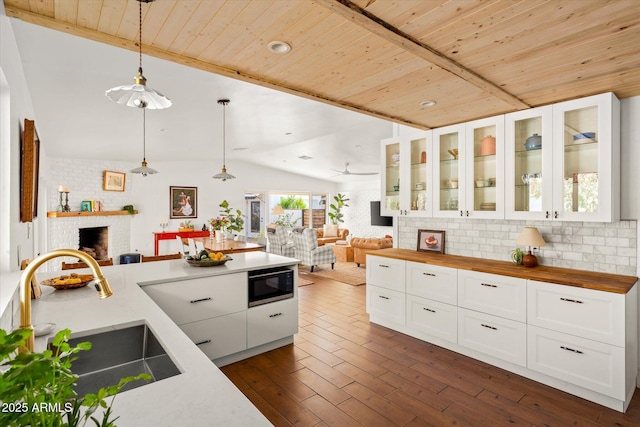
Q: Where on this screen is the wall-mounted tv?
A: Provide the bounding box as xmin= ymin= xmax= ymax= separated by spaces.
xmin=370 ymin=201 xmax=393 ymax=226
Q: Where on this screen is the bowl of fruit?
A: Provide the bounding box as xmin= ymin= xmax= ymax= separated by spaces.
xmin=185 ymin=250 xmax=231 ymax=267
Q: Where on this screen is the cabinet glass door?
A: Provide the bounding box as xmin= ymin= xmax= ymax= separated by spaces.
xmin=434 ymin=127 xmax=463 ymax=217
xmin=505 ymin=106 xmax=552 ymax=220
xmin=382 ymin=139 xmax=401 ymax=215
xmin=561 ymin=105 xmax=599 ymax=215
xmin=466 ymin=116 xmax=504 ymax=218
xmin=408 ymin=135 xmax=428 ymax=214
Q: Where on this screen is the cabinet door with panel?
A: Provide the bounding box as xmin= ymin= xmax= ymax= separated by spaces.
xmin=505 ymin=106 xmax=554 ymax=220
xmin=457 ymin=270 xmax=527 ymax=322
xmin=381 ymin=131 xmax=431 ymax=217
xmin=367 ymin=285 xmax=405 ymax=326
xmin=180 ymin=312 xmax=247 ymax=360
xmin=247 ymin=298 xmax=298 ymax=348
xmin=464 ymin=116 xmax=505 ymax=219
xmin=406 ymin=261 xmax=457 ymax=305
xmin=142 ymin=273 xmax=247 ymax=325
xmin=366 ymin=255 xmax=406 ymax=292
xmin=551 ymin=92 xmax=620 ymax=222
xmin=406 ymin=294 xmax=457 ymax=343
xmin=432 ymin=124 xmax=466 ymax=218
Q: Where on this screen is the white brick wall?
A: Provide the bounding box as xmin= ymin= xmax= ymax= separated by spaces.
xmin=398 ymin=217 xmax=637 ymax=276
xmin=339 ymin=189 xmax=393 ymax=239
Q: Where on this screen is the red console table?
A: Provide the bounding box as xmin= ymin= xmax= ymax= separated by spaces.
xmin=153 ymin=231 xmax=210 ymax=255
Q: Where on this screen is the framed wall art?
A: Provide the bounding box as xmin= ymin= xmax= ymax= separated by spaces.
xmin=103 ymin=170 xmax=126 ymax=192
xmin=170 ymin=186 xmax=197 ymax=219
xmin=417 ymin=229 xmax=445 ymax=254
xmin=20 ymin=119 xmax=40 ymax=222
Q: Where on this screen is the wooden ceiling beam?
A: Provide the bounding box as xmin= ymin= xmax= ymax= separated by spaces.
xmin=4 ymin=4 xmax=427 ymax=130
xmin=315 ymin=0 xmax=531 ymax=110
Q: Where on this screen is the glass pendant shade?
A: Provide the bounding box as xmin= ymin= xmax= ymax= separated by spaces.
xmin=131 ymin=109 xmax=158 ymax=176
xmin=105 ymin=0 xmax=171 ymax=110
xmin=131 ymin=160 xmax=158 ymax=177
xmin=213 ymin=99 xmax=235 ymax=181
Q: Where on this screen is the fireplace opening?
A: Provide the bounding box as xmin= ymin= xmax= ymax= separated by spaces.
xmin=78 ymin=226 xmax=109 ymax=260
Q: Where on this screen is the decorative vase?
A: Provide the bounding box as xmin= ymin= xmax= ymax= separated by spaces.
xmin=215 ymin=230 xmax=223 ymax=243
xmin=209 ymin=226 xmax=215 ymax=240
xmin=480 ymin=135 xmax=496 ymax=155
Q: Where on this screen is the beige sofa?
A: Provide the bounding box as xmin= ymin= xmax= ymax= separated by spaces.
xmin=350 ymin=237 xmax=393 ymax=267
xmin=315 ymin=227 xmax=349 ymax=246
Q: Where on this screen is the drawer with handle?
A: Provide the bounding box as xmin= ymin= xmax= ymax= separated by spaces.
xmin=406 ymin=261 xmax=457 ymax=304
xmin=406 ymin=294 xmax=457 ymax=343
xmin=458 ymin=270 xmax=526 ymax=322
xmin=527 ymin=280 xmax=625 ymax=346
xmin=366 ymin=256 xmax=405 ymax=292
xmin=180 ymin=312 xmax=247 ymax=360
xmin=143 ymin=273 xmax=247 ymax=325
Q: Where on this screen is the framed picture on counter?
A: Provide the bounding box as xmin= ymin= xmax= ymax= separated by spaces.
xmin=170 ymin=186 xmax=197 ymax=219
xmin=417 ymin=229 xmax=445 ymax=254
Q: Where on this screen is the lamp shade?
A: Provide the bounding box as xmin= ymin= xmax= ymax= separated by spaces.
xmin=272 ymin=205 xmax=285 ymax=215
xmin=516 ymin=227 xmax=546 ymax=247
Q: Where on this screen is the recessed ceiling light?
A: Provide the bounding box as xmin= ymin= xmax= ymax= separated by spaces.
xmin=268 ymin=41 xmax=292 ymax=54
xmin=298 ymin=155 xmax=313 ymax=160
xmin=232 ymin=147 xmax=248 ymax=151
xmin=420 ymin=100 xmax=437 ymax=107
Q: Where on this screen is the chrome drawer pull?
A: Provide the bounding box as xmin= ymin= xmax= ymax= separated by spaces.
xmin=422 ymin=272 xmax=436 ymax=277
xmin=481 ymin=283 xmax=497 ymax=288
xmin=423 ymin=307 xmax=436 ymax=313
xmin=269 ymin=312 xmax=283 ymax=318
xmin=195 ymin=339 xmax=212 ymax=346
xmin=379 ymin=264 xmax=390 ymax=268
xmin=561 ymin=346 xmax=583 ymax=354
xmin=379 ymin=295 xmax=390 ymax=300
xmin=481 ymin=323 xmax=497 ymax=330
xmin=560 ymin=297 xmax=583 ymax=304
xmin=190 ymin=297 xmax=212 ymax=304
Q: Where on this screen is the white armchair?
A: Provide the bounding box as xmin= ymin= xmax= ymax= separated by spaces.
xmin=266 ymin=225 xmax=295 ymax=257
xmin=291 ymin=228 xmax=335 ymax=272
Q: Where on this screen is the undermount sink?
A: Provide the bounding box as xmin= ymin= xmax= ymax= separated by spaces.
xmin=49 ymin=323 xmax=181 ymax=397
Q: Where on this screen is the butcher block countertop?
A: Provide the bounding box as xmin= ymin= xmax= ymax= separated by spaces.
xmin=369 ymin=249 xmax=638 ymax=294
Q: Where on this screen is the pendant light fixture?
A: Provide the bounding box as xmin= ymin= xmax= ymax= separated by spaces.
xmin=131 ymin=108 xmax=158 ymax=176
xmin=105 ymin=0 xmax=171 ymax=109
xmin=213 ymin=99 xmax=236 ymax=181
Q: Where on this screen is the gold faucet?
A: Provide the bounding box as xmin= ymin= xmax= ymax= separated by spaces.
xmin=19 ymin=249 xmax=114 ymax=353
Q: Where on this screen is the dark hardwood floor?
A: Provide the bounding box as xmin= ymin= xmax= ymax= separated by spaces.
xmin=221 ymin=276 xmax=640 ymax=426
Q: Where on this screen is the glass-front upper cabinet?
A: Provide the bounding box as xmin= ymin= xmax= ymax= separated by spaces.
xmin=432 ymin=124 xmax=465 ymax=218
xmin=381 ymin=130 xmax=431 ymax=217
xmin=464 ymin=116 xmax=505 ymax=218
xmin=505 ymin=106 xmax=553 ymax=220
xmin=381 ymin=137 xmax=401 ymax=216
xmin=551 ymin=92 xmax=620 ymax=222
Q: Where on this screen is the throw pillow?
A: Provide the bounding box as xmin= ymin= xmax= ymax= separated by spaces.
xmin=323 ymin=224 xmax=338 ymax=237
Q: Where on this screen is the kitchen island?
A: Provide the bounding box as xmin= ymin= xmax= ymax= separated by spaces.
xmin=0 ymin=251 xmax=300 ymax=426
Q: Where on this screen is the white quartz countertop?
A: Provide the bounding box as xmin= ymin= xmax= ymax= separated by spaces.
xmin=1 ymin=251 xmax=299 ymax=426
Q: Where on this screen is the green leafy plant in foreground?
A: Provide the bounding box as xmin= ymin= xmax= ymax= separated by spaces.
xmin=0 ymin=328 xmax=151 ymax=427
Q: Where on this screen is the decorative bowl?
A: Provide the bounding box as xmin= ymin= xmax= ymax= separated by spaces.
xmin=573 ymin=132 xmax=596 ymax=141
xmin=42 ymin=273 xmax=94 ymax=290
xmin=186 ymin=256 xmax=232 ymax=267
xmin=525 ymin=133 xmax=542 ymax=150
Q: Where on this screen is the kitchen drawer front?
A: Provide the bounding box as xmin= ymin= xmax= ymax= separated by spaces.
xmin=458 ymin=308 xmax=526 ymax=366
xmin=406 ymin=294 xmax=457 ymax=344
xmin=406 ymin=262 xmax=457 ymax=305
xmin=247 ymin=298 xmax=298 ymax=348
xmin=143 ymin=273 xmax=247 ymax=325
xmin=367 ymin=285 xmax=406 ymax=326
xmin=180 ymin=312 xmax=247 ymax=360
xmin=528 ymin=325 xmax=625 ymax=399
xmin=527 ymin=280 xmax=625 ymax=346
xmin=366 ymin=256 xmax=405 ymax=292
xmin=458 ymin=270 xmax=526 ymax=322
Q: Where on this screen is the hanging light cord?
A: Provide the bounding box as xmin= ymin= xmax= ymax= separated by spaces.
xmin=142 ymin=108 xmax=147 ymax=161
xmin=138 ymin=0 xmax=143 ymax=74
xmin=222 ymin=102 xmax=226 ymax=168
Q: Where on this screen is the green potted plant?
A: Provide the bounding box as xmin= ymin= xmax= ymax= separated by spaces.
xmin=328 ymin=193 xmax=349 ymax=225
xmin=219 ymin=200 xmax=245 ymax=237
xmin=0 ymin=328 xmax=150 ymax=427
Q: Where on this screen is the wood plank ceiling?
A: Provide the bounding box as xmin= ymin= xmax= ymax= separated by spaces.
xmin=4 ymin=0 xmax=640 ymax=130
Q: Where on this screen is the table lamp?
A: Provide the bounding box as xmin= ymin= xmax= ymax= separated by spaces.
xmin=272 ymin=205 xmax=284 ymax=215
xmin=516 ymin=227 xmax=546 ymax=267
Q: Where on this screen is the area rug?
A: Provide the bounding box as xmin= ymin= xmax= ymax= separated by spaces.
xmin=299 ymin=262 xmax=366 ymax=286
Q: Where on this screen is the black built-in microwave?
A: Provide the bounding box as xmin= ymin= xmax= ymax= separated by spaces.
xmin=248 ymin=267 xmax=294 ymax=307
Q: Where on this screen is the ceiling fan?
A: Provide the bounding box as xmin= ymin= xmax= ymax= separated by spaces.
xmin=331 ymin=162 xmax=379 ymax=176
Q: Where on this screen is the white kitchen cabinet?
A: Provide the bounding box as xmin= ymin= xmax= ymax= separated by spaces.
xmin=463 ymin=115 xmax=505 ymax=219
xmin=247 ymin=298 xmax=298 ymax=348
xmin=505 ymin=105 xmax=554 ymax=220
xmin=143 ymin=273 xmax=247 ymax=325
xmin=406 ymin=294 xmax=457 ymax=343
xmin=432 ymin=124 xmax=466 ymax=218
xmin=367 ymin=285 xmax=405 ymax=327
xmin=181 ymin=312 xmax=247 ymax=360
xmin=552 ymin=92 xmax=620 ymax=222
xmin=457 ymin=270 xmax=527 ymax=322
xmin=381 ymin=130 xmax=432 ymax=217
xmin=458 ymin=308 xmax=527 ymax=367
xmin=367 ymin=256 xmax=405 ymax=292
xmin=406 ymin=261 xmax=457 ymax=305
xmin=506 ymin=92 xmax=620 ymax=222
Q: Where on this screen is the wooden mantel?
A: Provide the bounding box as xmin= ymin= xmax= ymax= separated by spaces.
xmin=47 ymin=210 xmax=138 ymax=218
